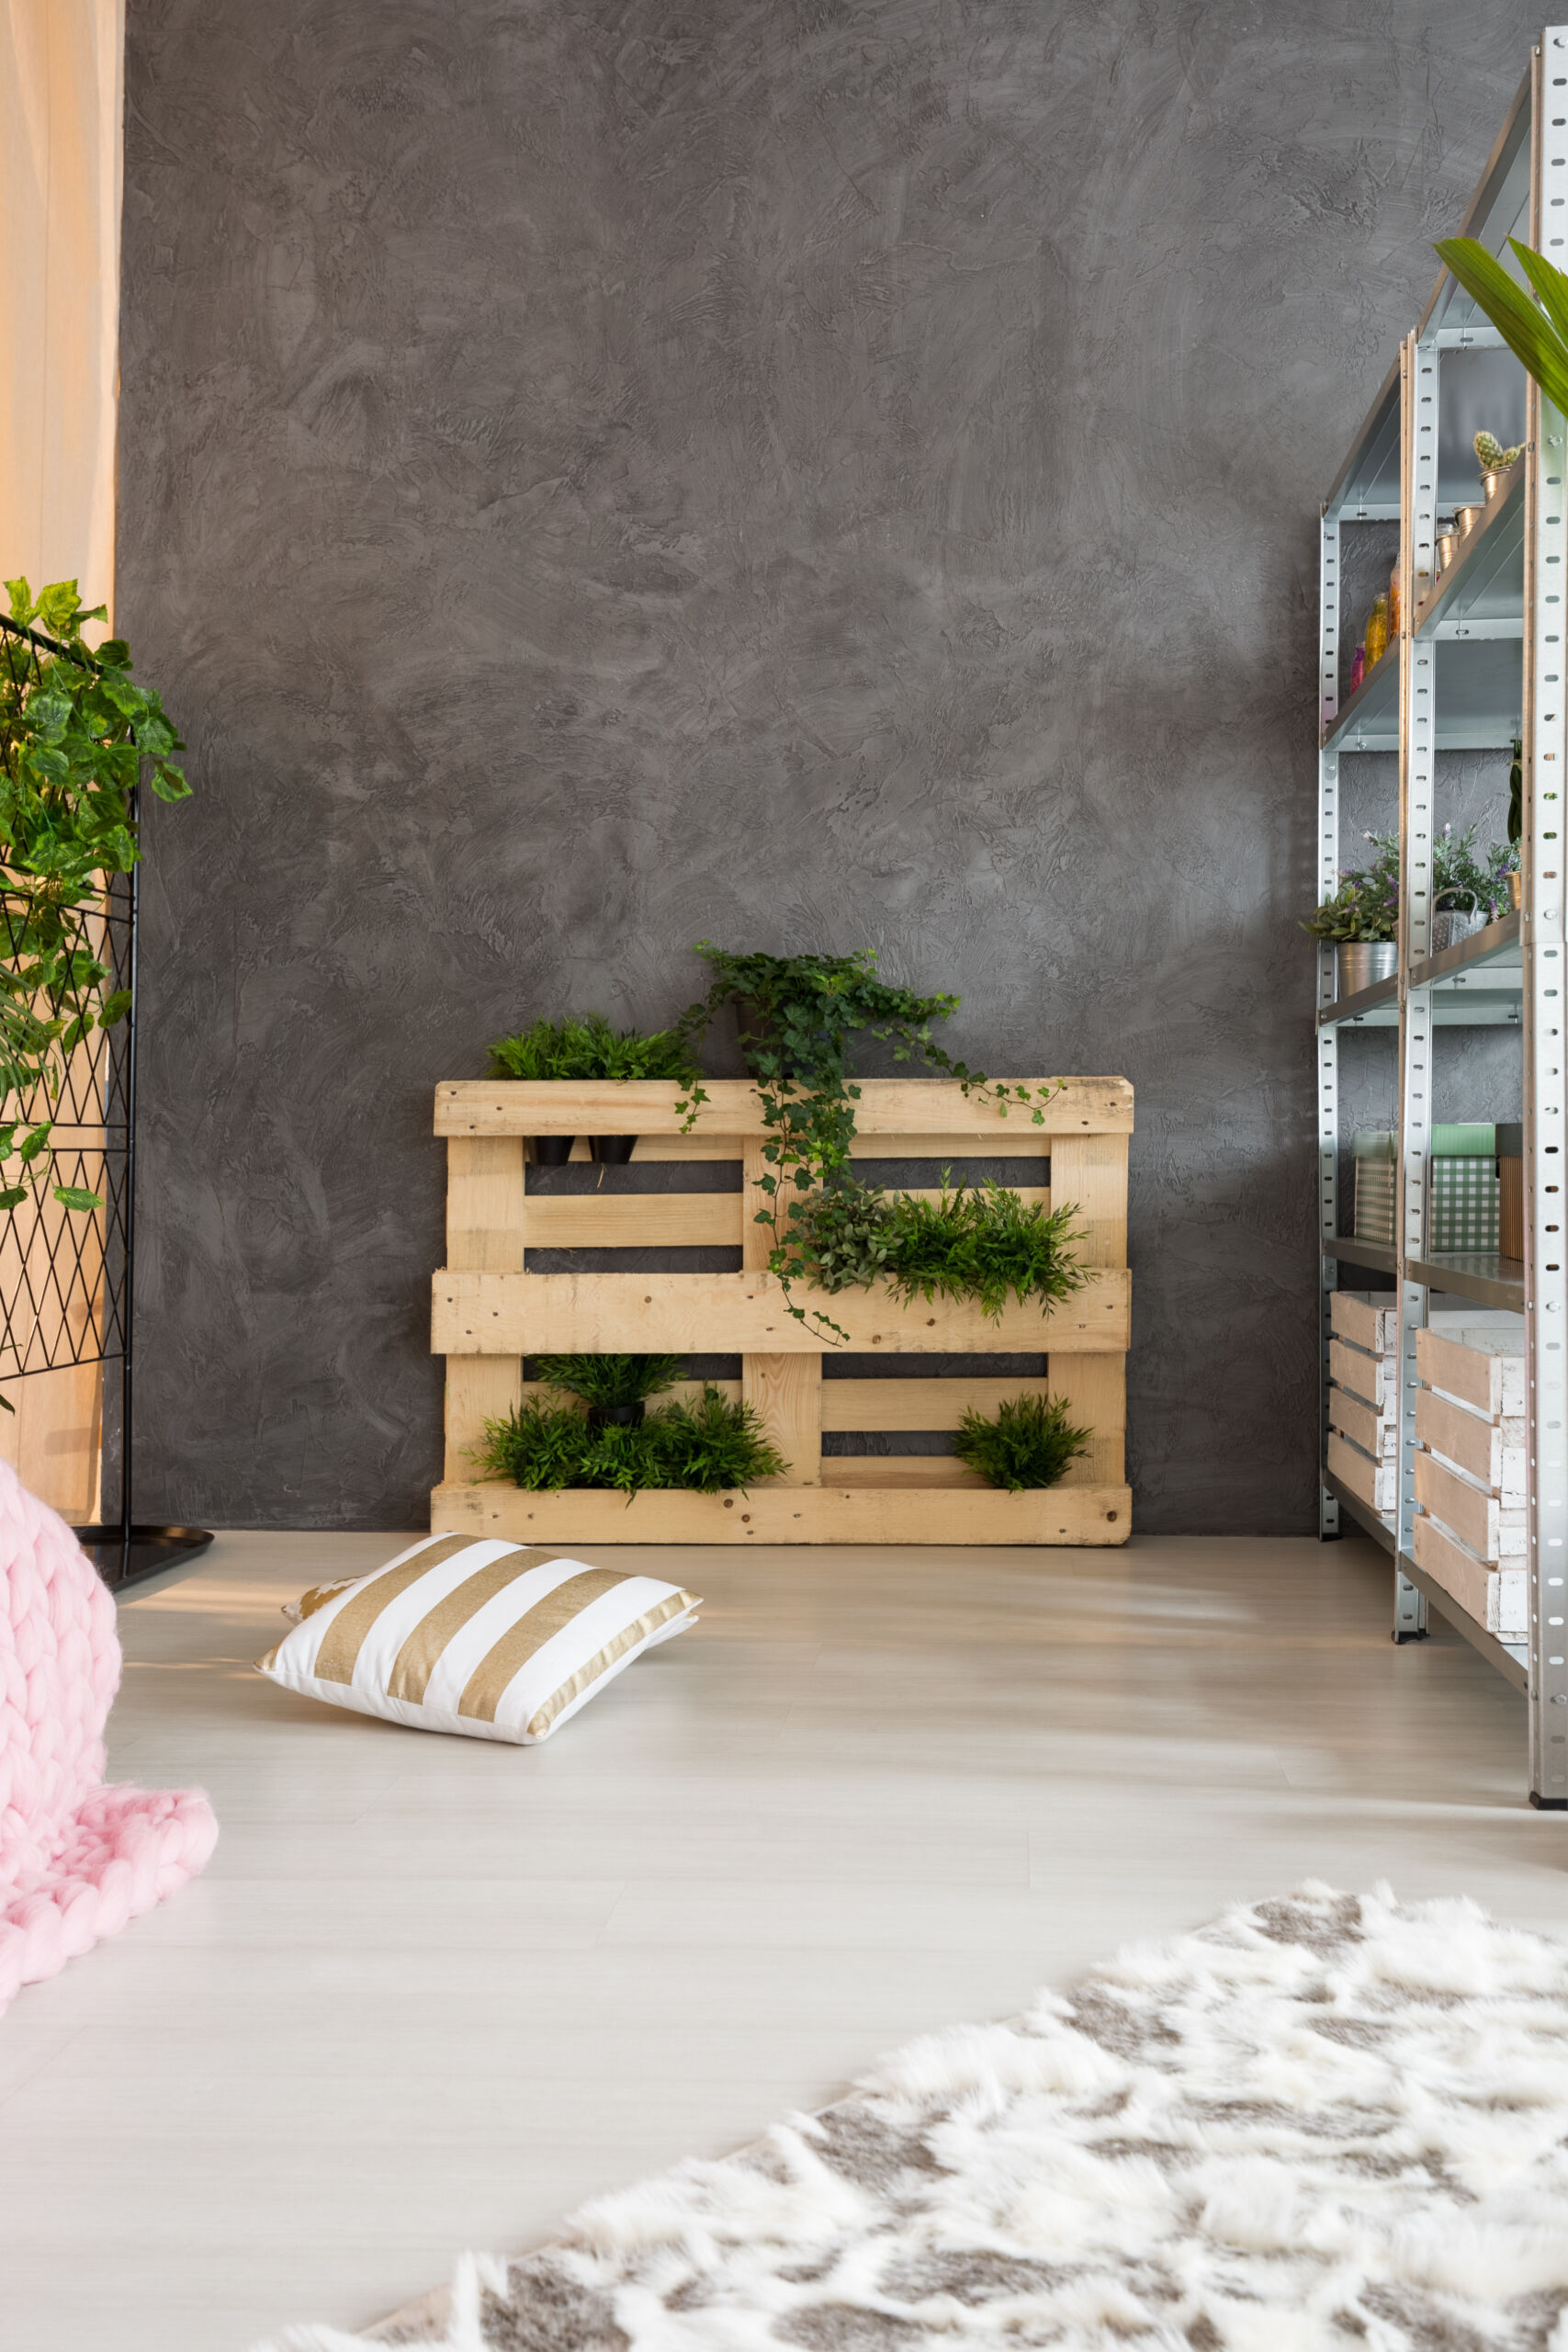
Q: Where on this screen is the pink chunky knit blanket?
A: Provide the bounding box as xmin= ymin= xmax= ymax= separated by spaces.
xmin=0 ymin=1460 xmax=216 ymax=2013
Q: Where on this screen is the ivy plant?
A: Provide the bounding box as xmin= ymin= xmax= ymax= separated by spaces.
xmin=673 ymin=945 xmax=1061 ymax=1339
xmin=0 ymin=578 xmax=189 ymax=1222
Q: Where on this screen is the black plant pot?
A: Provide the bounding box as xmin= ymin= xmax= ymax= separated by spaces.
xmin=532 ymin=1136 xmax=575 ymax=1166
xmin=592 ymin=1136 xmax=637 ymax=1164
xmin=587 ymin=1401 xmax=647 ymax=1432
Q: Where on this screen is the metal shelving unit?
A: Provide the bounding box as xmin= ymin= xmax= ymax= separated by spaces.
xmin=1317 ymin=29 xmax=1568 ymax=1805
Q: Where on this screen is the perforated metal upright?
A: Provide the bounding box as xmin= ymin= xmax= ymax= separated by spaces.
xmin=1524 ymin=32 xmax=1568 ymax=1805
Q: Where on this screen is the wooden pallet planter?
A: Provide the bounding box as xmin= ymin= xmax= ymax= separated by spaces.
xmin=431 ymin=1077 xmax=1133 ymax=1545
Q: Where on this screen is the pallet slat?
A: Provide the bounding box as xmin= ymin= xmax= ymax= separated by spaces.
xmin=1413 ymin=1448 xmax=1525 ymax=1559
xmin=434 ymin=1266 xmax=1130 ymax=1357
xmin=430 ymin=1479 xmax=1132 ymax=1545
xmin=436 ymin=1076 xmax=1134 ymax=1138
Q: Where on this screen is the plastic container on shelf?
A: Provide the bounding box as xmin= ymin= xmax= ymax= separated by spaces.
xmin=1364 ymin=594 xmax=1389 ymax=668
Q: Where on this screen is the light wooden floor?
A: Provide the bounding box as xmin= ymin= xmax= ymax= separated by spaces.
xmin=0 ymin=1530 xmax=1560 ymax=2352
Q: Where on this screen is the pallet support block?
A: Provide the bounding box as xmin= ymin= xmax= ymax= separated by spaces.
xmin=432 ymin=1079 xmax=1133 ymax=1544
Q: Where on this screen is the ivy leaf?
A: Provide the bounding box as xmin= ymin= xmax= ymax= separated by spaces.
xmin=51 ymin=1183 xmax=102 ymax=1212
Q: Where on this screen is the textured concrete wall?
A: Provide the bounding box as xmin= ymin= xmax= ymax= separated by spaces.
xmin=117 ymin=0 xmax=1540 ymax=1531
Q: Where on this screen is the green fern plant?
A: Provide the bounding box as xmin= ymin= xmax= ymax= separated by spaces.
xmin=476 ymin=1385 xmax=784 ymax=1498
xmin=488 ymin=1012 xmax=693 ymax=1082
xmin=532 ymin=1353 xmax=685 ymax=1408
xmin=953 ymin=1392 xmax=1091 ymax=1491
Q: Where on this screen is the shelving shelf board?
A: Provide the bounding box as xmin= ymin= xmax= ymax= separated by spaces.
xmin=1324 ymin=1468 xmax=1396 ymax=1557
xmin=1412 ymin=464 xmax=1524 ymax=640
xmin=1417 ymin=68 xmax=1531 ymax=348
xmin=1405 ymin=1253 xmax=1526 ymax=1313
xmin=1397 ymin=1551 xmax=1529 ymax=1692
xmin=1321 ymin=636 xmax=1525 ymax=752
xmin=1322 ymin=356 xmax=1402 ymax=522
xmin=1408 ymin=909 xmax=1521 ymax=988
xmin=1323 ymin=1236 xmax=1398 ymax=1277
xmin=433 ymin=1077 xmax=1132 ymax=1548
xmin=1316 ymin=970 xmax=1398 ymax=1029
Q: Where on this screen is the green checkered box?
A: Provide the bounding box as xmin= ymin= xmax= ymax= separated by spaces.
xmin=1426 ymin=1123 xmax=1499 ymax=1252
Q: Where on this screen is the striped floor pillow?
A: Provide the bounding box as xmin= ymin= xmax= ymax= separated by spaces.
xmin=257 ymin=1534 xmax=699 ymax=1744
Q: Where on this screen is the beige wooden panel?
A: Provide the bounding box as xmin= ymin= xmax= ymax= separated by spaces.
xmin=431 ymin=1478 xmax=1133 ymax=1546
xmin=1416 ymin=1326 xmax=1525 ymax=1417
xmin=1327 ymin=1385 xmax=1395 ymax=1462
xmin=740 ymin=1141 xmax=820 ymax=1484
xmin=820 ymin=1376 xmax=1053 ymax=1430
xmin=1415 ymin=1387 xmax=1523 ymax=1495
xmin=0 ymin=1359 xmax=102 ymax=1520
xmin=444 ymin=1137 xmax=526 ymax=1480
xmin=1328 ymin=1335 xmax=1389 ymax=1409
xmin=1047 ymin=1133 xmax=1127 ymax=1269
xmin=1412 ymin=1511 xmax=1513 ymax=1635
xmin=523 ymin=1194 xmax=744 ymax=1249
xmin=1329 ymin=1291 xmax=1399 ymax=1354
xmin=443 ymin=1358 xmax=523 ymax=1485
xmin=1327 ymin=1429 xmax=1395 ymax=1515
xmin=434 ymin=1267 xmax=1131 ymax=1357
xmin=1048 ymin=1352 xmax=1126 ymax=1487
xmin=435 ymin=1076 xmax=1134 ymax=1138
xmin=447 ymin=1136 xmax=525 ymax=1270
xmin=1414 ymin=1448 xmax=1523 ymax=1560
xmin=836 ymin=1457 xmax=987 ymax=1488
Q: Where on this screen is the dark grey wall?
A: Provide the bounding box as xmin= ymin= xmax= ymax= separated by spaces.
xmin=117 ymin=0 xmax=1539 ymax=1532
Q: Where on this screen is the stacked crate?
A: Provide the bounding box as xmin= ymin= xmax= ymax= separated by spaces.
xmin=1325 ymin=1290 xmax=1398 ymax=1515
xmin=1412 ymin=1316 xmax=1527 ymax=1640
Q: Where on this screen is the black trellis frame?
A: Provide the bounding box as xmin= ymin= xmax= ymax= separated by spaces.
xmin=0 ymin=612 xmax=209 ymax=1589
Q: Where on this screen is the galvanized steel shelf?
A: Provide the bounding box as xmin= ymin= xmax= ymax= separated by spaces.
xmin=1316 ymin=28 xmax=1568 ymax=1807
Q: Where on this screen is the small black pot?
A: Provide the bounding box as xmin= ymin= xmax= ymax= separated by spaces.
xmin=532 ymin=1136 xmax=575 ymax=1166
xmin=592 ymin=1136 xmax=637 ymax=1164
xmin=587 ymin=1401 xmax=647 ymax=1432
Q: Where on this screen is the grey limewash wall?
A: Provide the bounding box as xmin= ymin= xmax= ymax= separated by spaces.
xmin=117 ymin=1 xmax=1540 ymax=1531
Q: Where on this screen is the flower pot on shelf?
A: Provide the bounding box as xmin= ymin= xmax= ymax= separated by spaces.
xmin=1336 ymin=941 xmax=1397 ymax=997
xmin=530 ymin=1136 xmax=575 ymax=1167
xmin=592 ymin=1136 xmax=637 ymax=1164
xmin=1430 ymin=906 xmax=1488 ymax=954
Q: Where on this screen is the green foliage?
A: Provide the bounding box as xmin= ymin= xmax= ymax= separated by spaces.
xmin=776 ymin=1173 xmax=1085 ymax=1324
xmin=953 ymin=1391 xmax=1092 ymax=1492
xmin=1435 ymin=236 xmax=1568 ymax=419
xmin=0 ymin=580 xmax=189 ymax=1218
xmin=532 ymin=1352 xmax=685 ymax=1408
xmin=1474 ymin=428 xmax=1524 ymax=473
xmin=489 ymin=1012 xmax=694 ymax=1082
xmin=476 ymin=1385 xmax=785 ymax=1498
xmin=775 ymin=1182 xmax=900 ymax=1293
xmin=1301 ymin=835 xmax=1400 ymax=943
xmin=673 ymin=945 xmax=1061 ymax=1340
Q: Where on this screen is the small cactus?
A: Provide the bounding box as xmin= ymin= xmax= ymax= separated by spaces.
xmin=1475 ymin=428 xmax=1524 ymax=473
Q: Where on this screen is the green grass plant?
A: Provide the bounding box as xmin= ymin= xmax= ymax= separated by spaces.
xmin=477 ymin=1385 xmax=785 ymax=1498
xmin=488 ymin=1012 xmax=693 ymax=1081
xmin=953 ymin=1392 xmax=1091 ymax=1491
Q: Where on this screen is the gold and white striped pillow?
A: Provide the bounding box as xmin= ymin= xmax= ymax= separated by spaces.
xmin=257 ymin=1533 xmax=700 ymax=1744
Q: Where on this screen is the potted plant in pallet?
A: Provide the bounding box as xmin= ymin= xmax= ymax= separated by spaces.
xmin=531 ymin=1352 xmax=685 ymax=1431
xmin=488 ymin=1013 xmax=694 ymax=1163
xmin=478 ymin=1374 xmax=785 ymax=1498
xmin=953 ymin=1391 xmax=1092 ymax=1491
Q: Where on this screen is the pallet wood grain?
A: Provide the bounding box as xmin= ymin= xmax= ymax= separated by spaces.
xmin=435 ymin=1076 xmax=1134 ymax=1138
xmin=430 ymin=1479 xmax=1133 ymax=1545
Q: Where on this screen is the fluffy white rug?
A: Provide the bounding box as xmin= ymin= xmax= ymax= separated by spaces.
xmin=263 ymin=1885 xmax=1568 ymax=2351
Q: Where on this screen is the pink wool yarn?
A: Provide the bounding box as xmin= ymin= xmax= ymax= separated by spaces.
xmin=0 ymin=1459 xmax=216 ymax=2013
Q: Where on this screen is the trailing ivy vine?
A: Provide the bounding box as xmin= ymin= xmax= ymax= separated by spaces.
xmin=673 ymin=945 xmax=1061 ymax=1339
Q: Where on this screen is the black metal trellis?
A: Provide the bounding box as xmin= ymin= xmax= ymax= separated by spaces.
xmin=0 ymin=613 xmax=209 ymax=1589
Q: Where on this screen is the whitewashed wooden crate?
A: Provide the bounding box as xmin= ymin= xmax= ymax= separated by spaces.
xmin=1327 ymin=1428 xmax=1397 ymax=1514
xmin=1416 ymin=1325 xmax=1526 ymax=1418
xmin=1412 ymin=1512 xmax=1528 ymax=1638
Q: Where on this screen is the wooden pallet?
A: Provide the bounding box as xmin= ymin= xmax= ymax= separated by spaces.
xmin=431 ymin=1077 xmax=1133 ymax=1545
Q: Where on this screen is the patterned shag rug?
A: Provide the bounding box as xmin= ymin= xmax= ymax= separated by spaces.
xmin=264 ymin=1885 xmax=1568 ymax=2352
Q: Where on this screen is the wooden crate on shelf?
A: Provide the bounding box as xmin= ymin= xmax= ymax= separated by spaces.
xmin=430 ymin=1076 xmax=1133 ymax=1546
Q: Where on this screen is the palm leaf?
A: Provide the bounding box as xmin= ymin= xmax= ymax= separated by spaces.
xmin=1510 ymin=237 xmax=1568 ymax=348
xmin=1433 ymin=235 xmax=1568 ymax=417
